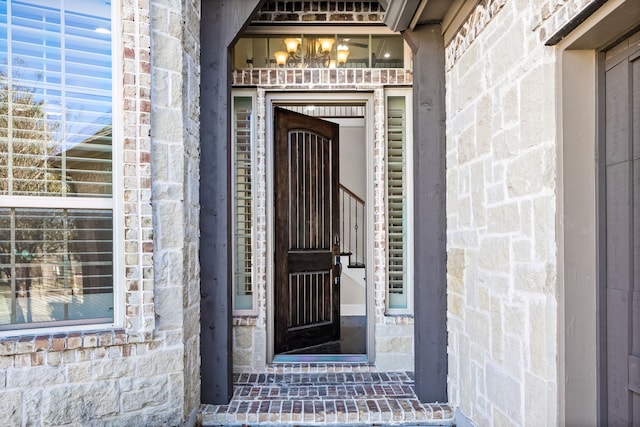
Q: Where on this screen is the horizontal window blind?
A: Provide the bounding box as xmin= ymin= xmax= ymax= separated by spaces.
xmin=387 ymin=96 xmax=407 ymax=310
xmin=1 ymin=0 xmax=113 ymax=198
xmin=233 ymin=96 xmax=254 ymax=312
xmin=0 ymin=207 xmax=113 ymax=329
xmin=0 ymin=0 xmax=114 ymax=331
xmin=279 ymin=104 xmax=366 ymax=118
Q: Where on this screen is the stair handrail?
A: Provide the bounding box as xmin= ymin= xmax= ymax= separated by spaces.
xmin=338 ymin=184 xmax=365 ymax=267
xmin=338 ymin=183 xmax=365 ymax=206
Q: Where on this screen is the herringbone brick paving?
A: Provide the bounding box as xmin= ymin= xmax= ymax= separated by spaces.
xmin=199 ymin=365 xmax=453 ymax=426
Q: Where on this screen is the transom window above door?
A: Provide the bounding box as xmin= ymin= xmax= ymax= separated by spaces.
xmin=233 ymin=34 xmax=407 ymax=69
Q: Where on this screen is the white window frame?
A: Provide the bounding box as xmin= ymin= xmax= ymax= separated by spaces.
xmin=0 ymin=0 xmax=124 ymax=336
xmin=385 ymin=88 xmax=414 ymax=315
xmin=231 ymin=89 xmax=258 ymax=316
xmin=111 ymin=0 xmax=125 ymax=334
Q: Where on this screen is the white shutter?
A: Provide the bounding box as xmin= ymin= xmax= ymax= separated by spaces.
xmin=232 ymin=96 xmax=254 ymax=312
xmin=387 ymin=101 xmax=405 ymax=301
xmin=386 ymin=94 xmax=412 ymax=312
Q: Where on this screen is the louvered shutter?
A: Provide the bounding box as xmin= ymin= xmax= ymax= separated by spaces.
xmin=386 ymin=96 xmax=408 ymax=310
xmin=233 ymin=96 xmax=254 ymax=312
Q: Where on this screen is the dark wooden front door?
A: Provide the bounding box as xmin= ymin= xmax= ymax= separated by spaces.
xmin=603 ymin=31 xmax=640 ymax=426
xmin=274 ymin=107 xmax=341 ymax=354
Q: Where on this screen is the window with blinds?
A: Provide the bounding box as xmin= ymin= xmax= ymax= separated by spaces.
xmin=0 ymin=0 xmax=115 ymax=331
xmin=232 ymin=95 xmax=255 ymax=313
xmin=386 ymin=94 xmax=412 ymax=312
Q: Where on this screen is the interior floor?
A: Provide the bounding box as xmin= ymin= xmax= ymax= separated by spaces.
xmin=283 ymin=316 xmax=366 ymax=355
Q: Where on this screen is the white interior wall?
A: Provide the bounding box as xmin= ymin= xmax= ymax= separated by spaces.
xmin=333 ymin=117 xmax=367 ymax=200
xmin=332 ymin=117 xmax=367 ymax=313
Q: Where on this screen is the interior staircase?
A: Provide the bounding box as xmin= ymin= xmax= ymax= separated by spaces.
xmin=338 ymin=184 xmax=367 ymax=317
xmin=340 ymin=253 xmax=366 ymax=316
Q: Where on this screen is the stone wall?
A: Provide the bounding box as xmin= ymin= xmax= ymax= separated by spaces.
xmin=150 ymin=0 xmax=202 ymax=420
xmin=179 ymin=0 xmax=202 ymax=418
xmin=0 ymin=0 xmax=199 ymax=424
xmin=445 ymin=0 xmax=601 ymax=425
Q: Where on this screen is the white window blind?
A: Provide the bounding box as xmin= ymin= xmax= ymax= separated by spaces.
xmin=0 ymin=0 xmax=115 ymax=331
xmin=386 ymin=94 xmax=412 ymax=312
xmin=232 ymin=95 xmax=255 ymax=313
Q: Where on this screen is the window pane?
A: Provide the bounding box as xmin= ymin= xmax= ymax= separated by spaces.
xmin=233 ymin=34 xmax=405 ymax=69
xmin=0 ymin=207 xmax=113 ymax=329
xmin=371 ymin=35 xmax=404 ymax=68
xmin=387 ymin=96 xmax=407 ymax=310
xmin=233 ymin=96 xmax=254 ymax=311
xmin=0 ymin=0 xmax=114 ymax=331
xmin=337 ymin=35 xmax=369 ymax=68
xmin=0 ymin=0 xmax=112 ymax=197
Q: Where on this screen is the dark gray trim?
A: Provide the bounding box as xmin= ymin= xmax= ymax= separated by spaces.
xmin=200 ymin=0 xmax=264 ymax=405
xmin=595 ymin=50 xmax=607 ymax=427
xmin=404 ymin=24 xmax=448 ymax=403
xmin=383 ymin=0 xmax=421 ymax=32
xmin=545 ymin=0 xmax=606 ymax=46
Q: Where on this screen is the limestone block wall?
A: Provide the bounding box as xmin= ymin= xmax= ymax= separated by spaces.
xmin=0 ymin=0 xmax=199 ymax=424
xmin=178 ymin=0 xmax=202 ymax=417
xmin=445 ymin=0 xmax=600 ymax=425
xmin=150 ymin=0 xmax=202 ymax=420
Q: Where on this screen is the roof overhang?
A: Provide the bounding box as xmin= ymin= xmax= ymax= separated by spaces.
xmin=383 ymin=0 xmax=423 ymax=32
xmin=383 ymin=0 xmax=479 ymax=45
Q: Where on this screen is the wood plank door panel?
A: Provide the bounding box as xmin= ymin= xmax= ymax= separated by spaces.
xmin=274 ymin=107 xmax=340 ymax=354
xmin=604 ymin=32 xmax=640 ymax=426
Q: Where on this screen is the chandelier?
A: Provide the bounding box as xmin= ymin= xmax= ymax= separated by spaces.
xmin=274 ymin=37 xmax=350 ymax=68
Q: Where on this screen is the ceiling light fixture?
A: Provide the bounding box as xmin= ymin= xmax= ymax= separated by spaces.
xmin=336 ymin=44 xmax=350 ymax=67
xmin=275 ymin=36 xmax=336 ymax=68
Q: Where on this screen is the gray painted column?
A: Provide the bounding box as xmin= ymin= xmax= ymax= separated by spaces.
xmin=404 ymin=24 xmax=448 ymax=403
xmin=200 ymin=0 xmax=263 ymax=405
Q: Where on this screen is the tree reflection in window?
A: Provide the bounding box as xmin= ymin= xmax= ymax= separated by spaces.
xmin=0 ymin=0 xmax=115 ymax=329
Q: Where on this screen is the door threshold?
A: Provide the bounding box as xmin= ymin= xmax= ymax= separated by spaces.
xmin=273 ymin=354 xmax=368 ymax=363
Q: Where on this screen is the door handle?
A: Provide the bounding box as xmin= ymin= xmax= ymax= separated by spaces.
xmin=334 ymin=234 xmax=342 ymax=285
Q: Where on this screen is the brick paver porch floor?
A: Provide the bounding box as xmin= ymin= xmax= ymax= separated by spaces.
xmin=198 ymin=364 xmax=453 ymax=426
